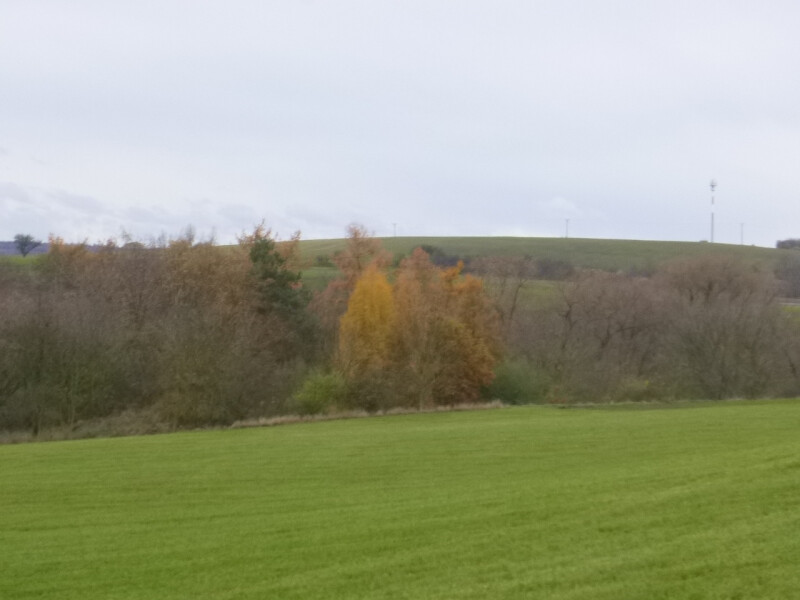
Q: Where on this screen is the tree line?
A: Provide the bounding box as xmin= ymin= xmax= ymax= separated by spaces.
xmin=477 ymin=254 xmax=800 ymax=404
xmin=1 ymin=224 xmax=799 ymax=439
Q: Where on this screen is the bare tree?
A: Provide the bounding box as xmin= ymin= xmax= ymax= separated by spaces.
xmin=471 ymin=256 xmax=536 ymax=334
xmin=658 ymin=256 xmax=786 ymax=399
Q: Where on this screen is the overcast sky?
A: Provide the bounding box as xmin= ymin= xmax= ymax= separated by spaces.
xmin=2 ymin=1 xmax=799 ymax=247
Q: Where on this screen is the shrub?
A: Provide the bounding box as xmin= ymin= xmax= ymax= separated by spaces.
xmin=487 ymin=359 xmax=550 ymax=404
xmin=776 ymin=238 xmax=800 ymax=250
xmin=291 ymin=371 xmax=347 ymax=416
xmin=341 ymin=369 xmax=405 ymax=412
xmin=534 ymin=257 xmax=574 ymax=280
xmin=315 ymin=254 xmax=334 ymax=267
xmin=418 ymin=245 xmax=463 ymax=267
xmin=613 ymin=377 xmax=666 ymax=403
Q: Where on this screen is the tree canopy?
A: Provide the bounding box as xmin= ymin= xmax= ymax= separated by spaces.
xmin=13 ymin=234 xmax=42 ymax=257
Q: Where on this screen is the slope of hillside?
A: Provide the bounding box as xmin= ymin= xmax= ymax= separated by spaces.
xmin=299 ymin=236 xmax=781 ymax=273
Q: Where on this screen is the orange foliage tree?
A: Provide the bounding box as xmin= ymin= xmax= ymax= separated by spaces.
xmin=338 ymin=247 xmax=501 ymax=409
xmin=393 ymin=249 xmax=499 ymax=407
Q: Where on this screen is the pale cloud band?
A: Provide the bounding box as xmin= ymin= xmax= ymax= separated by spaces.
xmin=1 ymin=1 xmax=799 ymax=247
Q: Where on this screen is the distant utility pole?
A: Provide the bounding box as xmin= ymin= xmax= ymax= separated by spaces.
xmin=740 ymin=222 xmax=744 ymax=245
xmin=565 ymin=218 xmax=570 ymax=239
xmin=392 ymin=222 xmax=397 ymax=237
xmin=710 ymin=179 xmax=717 ymax=243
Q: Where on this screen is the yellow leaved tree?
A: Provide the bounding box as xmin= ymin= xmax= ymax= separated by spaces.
xmin=338 ymin=247 xmax=501 ymax=409
xmin=338 ymin=263 xmax=396 ymax=377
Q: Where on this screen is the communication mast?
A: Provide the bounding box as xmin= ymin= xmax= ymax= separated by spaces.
xmin=710 ymin=179 xmax=717 ymax=243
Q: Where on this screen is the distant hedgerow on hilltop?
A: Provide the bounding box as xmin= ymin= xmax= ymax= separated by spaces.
xmin=776 ymin=238 xmax=800 ymax=249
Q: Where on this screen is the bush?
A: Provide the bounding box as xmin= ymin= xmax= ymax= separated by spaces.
xmin=418 ymin=245 xmax=464 ymax=267
xmin=534 ymin=257 xmax=574 ymax=280
xmin=487 ymin=359 xmax=550 ymax=404
xmin=290 ymin=371 xmax=347 ymax=415
xmin=776 ymin=238 xmax=800 ymax=250
xmin=340 ymin=370 xmax=405 ymax=412
xmin=315 ymin=254 xmax=334 ymax=267
xmin=613 ymin=377 xmax=666 ymax=403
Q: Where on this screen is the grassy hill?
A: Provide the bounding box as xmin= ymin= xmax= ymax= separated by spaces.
xmin=299 ymin=236 xmax=782 ymax=273
xmin=3 ymin=400 xmax=799 ymax=599
xmin=0 ymin=237 xmax=783 ymax=274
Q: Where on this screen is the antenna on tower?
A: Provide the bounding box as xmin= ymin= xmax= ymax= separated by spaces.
xmin=710 ymin=179 xmax=717 ymax=243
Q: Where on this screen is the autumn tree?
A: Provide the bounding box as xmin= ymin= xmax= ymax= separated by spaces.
xmin=391 ymin=248 xmax=500 ymax=407
xmin=310 ymin=224 xmax=391 ymax=357
xmin=0 ymin=226 xmax=319 ymax=433
xmin=430 ymin=262 xmax=500 ymax=404
xmin=338 ymin=263 xmax=396 ymax=376
xmin=0 ymin=237 xmax=140 ymax=433
xmin=37 ymin=236 xmax=91 ymax=286
xmin=334 ymin=247 xmax=500 ymax=410
xmin=333 ymin=223 xmax=391 ymax=288
xmin=154 ymin=227 xmax=314 ymax=426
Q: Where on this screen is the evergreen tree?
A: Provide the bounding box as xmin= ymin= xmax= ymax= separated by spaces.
xmin=239 ymin=224 xmax=316 ymax=358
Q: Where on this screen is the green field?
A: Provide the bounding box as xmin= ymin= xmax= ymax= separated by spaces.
xmin=298 ymin=236 xmax=785 ymax=292
xmin=0 ymin=254 xmax=38 ymax=269
xmin=3 ymin=400 xmax=800 ymax=599
xmin=299 ymin=236 xmax=781 ymax=272
xmin=0 ymin=237 xmax=784 ymax=285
